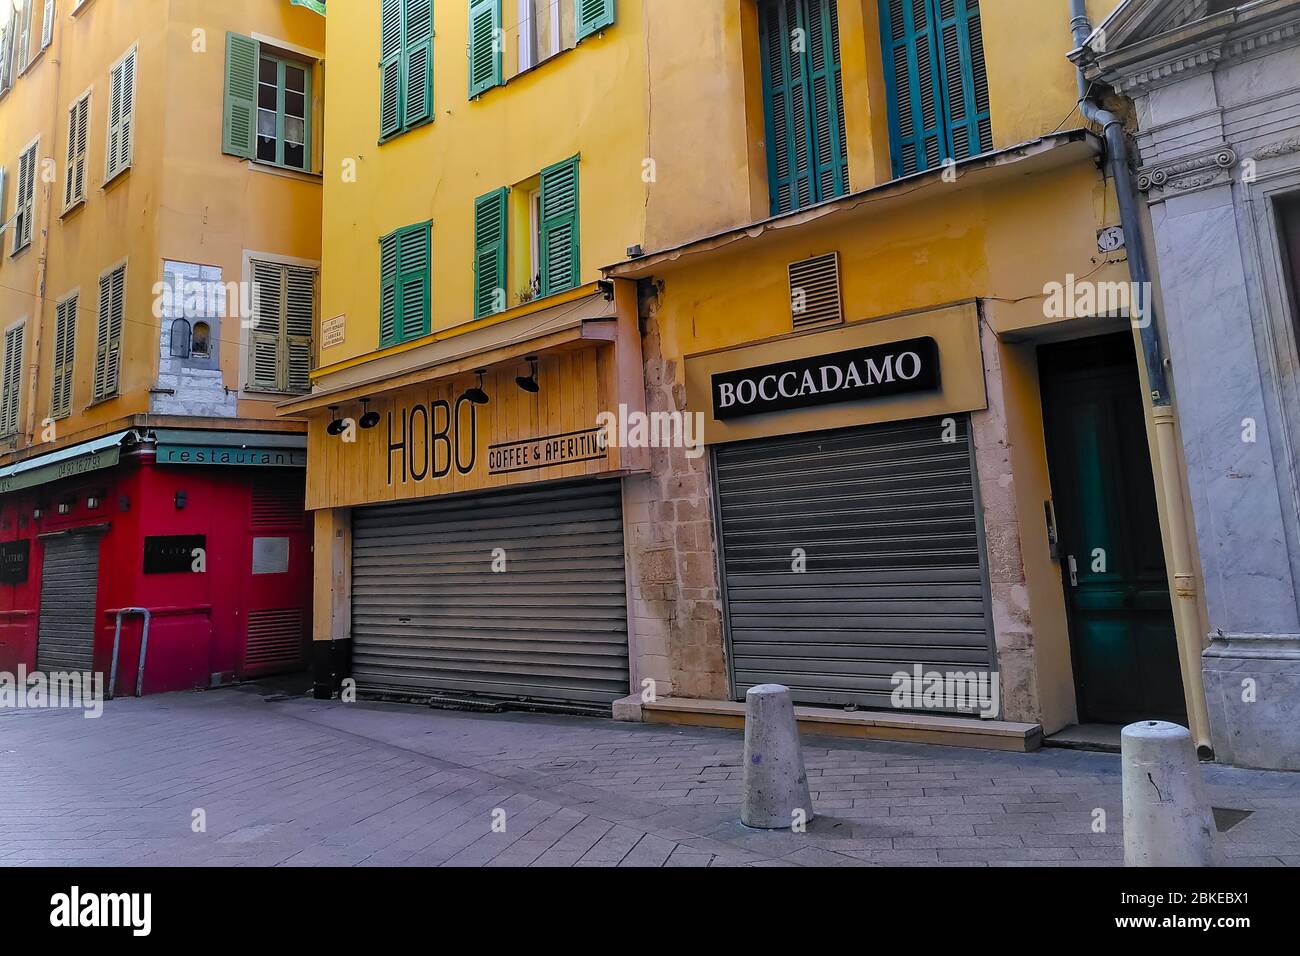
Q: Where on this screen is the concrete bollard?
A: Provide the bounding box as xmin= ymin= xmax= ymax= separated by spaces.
xmin=1121 ymin=720 xmax=1221 ymax=867
xmin=741 ymin=684 xmax=813 ymax=829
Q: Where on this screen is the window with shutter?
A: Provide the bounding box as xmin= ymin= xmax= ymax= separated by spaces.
xmin=0 ymin=324 xmax=23 ymax=436
xmin=0 ymin=22 xmax=12 ymax=94
xmin=41 ymin=0 xmax=55 ymax=51
xmin=64 ymin=93 xmax=89 ymax=209
xmin=468 ymin=0 xmax=502 ymax=97
xmin=50 ymin=295 xmax=76 ymax=419
xmin=223 ymin=33 xmax=258 ymax=158
xmin=473 ymin=188 xmax=507 ymax=318
xmin=576 ymin=0 xmax=615 ymax=42
xmin=106 ymin=47 xmax=135 ymax=181
xmin=248 ymin=259 xmax=317 ymax=393
xmin=11 ymin=142 xmax=36 ymax=256
xmin=93 ymin=264 xmax=125 ymax=401
xmin=880 ymin=0 xmax=990 ymax=178
xmin=14 ymin=0 xmax=31 ymax=74
xmin=758 ymin=0 xmax=848 ymax=216
xmin=378 ymin=223 xmax=430 ymax=347
xmin=381 ymin=0 xmax=436 ymax=141
xmin=539 ymin=156 xmax=579 ymax=296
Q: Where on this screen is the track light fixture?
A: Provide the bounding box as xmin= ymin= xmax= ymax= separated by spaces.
xmin=461 ymin=369 xmax=490 ymax=406
xmin=358 ymin=398 xmax=380 ymax=430
xmin=326 ymin=405 xmax=347 ymax=436
xmin=515 ymin=356 xmax=540 ymax=394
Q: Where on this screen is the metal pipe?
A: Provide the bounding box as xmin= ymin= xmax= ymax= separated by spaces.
xmin=108 ymin=608 xmax=152 ymax=700
xmin=1067 ymin=0 xmax=1212 ymax=753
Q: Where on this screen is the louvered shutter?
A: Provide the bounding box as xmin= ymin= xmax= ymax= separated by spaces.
xmin=807 ymin=0 xmax=848 ymax=203
xmin=933 ymin=0 xmax=991 ymax=161
xmin=759 ymin=0 xmax=812 ymax=214
xmin=223 ymin=33 xmax=258 ymax=158
xmin=1 ymin=326 xmax=23 ymax=436
xmin=41 ymin=0 xmax=54 ymax=50
xmin=881 ymin=0 xmax=944 ymax=177
xmin=396 ymin=225 xmax=430 ymax=341
xmin=51 ymin=296 xmax=75 ymax=418
xmin=379 ymin=232 xmax=398 ymax=346
xmin=404 ymin=0 xmax=433 ymax=127
xmin=285 ymin=266 xmax=315 ymax=393
xmin=64 ymin=95 xmax=89 ymax=208
xmin=576 ymin=0 xmax=615 ymax=41
xmin=473 ymin=188 xmax=507 ymax=318
xmin=98 ymin=266 xmax=125 ymax=398
xmin=249 ymin=260 xmax=284 ymax=390
xmin=539 ymin=157 xmax=579 ymax=296
xmin=15 ymin=0 xmax=31 ymax=73
xmin=14 ymin=146 xmax=35 ymax=253
xmin=468 ymin=0 xmax=501 ymax=98
xmin=0 ymin=23 xmax=10 ymax=93
xmin=107 ymin=50 xmax=135 ymax=179
xmin=380 ymin=0 xmax=403 ymax=138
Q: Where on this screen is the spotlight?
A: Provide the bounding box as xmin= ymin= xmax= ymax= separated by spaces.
xmin=358 ymin=398 xmax=380 ymax=430
xmin=326 ymin=405 xmax=347 ymax=436
xmin=515 ymin=356 xmax=540 ymax=393
xmin=461 ymin=369 xmax=490 ymax=406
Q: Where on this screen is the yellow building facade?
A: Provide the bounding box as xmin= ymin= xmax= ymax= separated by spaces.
xmin=297 ymin=0 xmax=1212 ymax=751
xmin=0 ymin=0 xmax=324 ymax=695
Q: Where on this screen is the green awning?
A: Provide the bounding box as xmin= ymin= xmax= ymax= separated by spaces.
xmin=0 ymin=431 xmax=129 ymax=494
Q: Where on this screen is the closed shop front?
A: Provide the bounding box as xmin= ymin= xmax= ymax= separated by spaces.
xmin=713 ymin=416 xmax=993 ymax=710
xmin=687 ymin=302 xmax=995 ymax=715
xmin=35 ymin=532 xmax=103 ymax=674
xmin=351 ymin=478 xmax=628 ymax=708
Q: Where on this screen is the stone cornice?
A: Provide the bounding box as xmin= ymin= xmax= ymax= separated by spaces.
xmin=1137 ymin=146 xmax=1238 ymax=199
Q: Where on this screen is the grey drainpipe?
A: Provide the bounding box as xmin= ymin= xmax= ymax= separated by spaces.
xmin=1067 ymin=0 xmax=1213 ymax=753
xmin=1069 ymin=0 xmax=1168 ymax=404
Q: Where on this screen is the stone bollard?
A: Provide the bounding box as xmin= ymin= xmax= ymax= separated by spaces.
xmin=741 ymin=684 xmax=813 ymax=829
xmin=1121 ymin=720 xmax=1221 ymax=867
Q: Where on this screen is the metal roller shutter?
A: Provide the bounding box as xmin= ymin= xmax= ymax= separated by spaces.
xmin=351 ymin=479 xmax=629 ymax=709
xmin=36 ymin=533 xmax=103 ymax=673
xmin=714 ymin=416 xmax=995 ymax=712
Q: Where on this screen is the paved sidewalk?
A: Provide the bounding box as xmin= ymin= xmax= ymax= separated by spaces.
xmin=2 ymin=683 xmax=1299 ymax=867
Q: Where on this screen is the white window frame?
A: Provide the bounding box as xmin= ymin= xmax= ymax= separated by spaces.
xmin=528 ymin=187 xmax=542 ymax=296
xmin=41 ymin=0 xmax=55 ymax=51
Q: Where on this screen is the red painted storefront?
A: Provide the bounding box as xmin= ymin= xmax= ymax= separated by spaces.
xmin=0 ymin=440 xmax=311 ymax=696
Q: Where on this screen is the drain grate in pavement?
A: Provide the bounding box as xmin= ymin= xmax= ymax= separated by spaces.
xmin=1212 ymin=807 xmax=1254 ymax=832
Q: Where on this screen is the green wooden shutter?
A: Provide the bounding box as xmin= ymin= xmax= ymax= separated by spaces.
xmin=380 ymin=0 xmax=403 ymax=139
xmin=759 ymin=0 xmax=813 ymax=215
xmin=379 ymin=231 xmax=399 ymax=346
xmin=468 ymin=0 xmax=501 ymax=98
xmin=51 ymin=296 xmax=75 ymax=418
xmin=284 ymin=266 xmax=316 ymax=392
xmin=576 ymin=0 xmax=615 ymax=41
xmin=249 ymin=260 xmax=284 ymax=390
xmin=539 ymin=156 xmax=579 ymax=297
xmin=223 ymin=33 xmax=258 ymax=157
xmin=933 ymin=0 xmax=991 ymax=161
xmin=396 ymin=224 xmax=431 ymax=341
xmin=404 ymin=0 xmax=434 ymax=127
xmin=807 ymin=0 xmax=848 ymax=202
xmin=473 ymin=188 xmax=507 ymax=318
xmin=880 ymin=0 xmax=944 ymax=177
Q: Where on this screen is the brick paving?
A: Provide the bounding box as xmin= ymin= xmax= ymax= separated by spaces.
xmin=2 ymin=683 xmax=1299 ymax=867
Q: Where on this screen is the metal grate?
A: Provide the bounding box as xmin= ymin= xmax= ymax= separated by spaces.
xmin=789 ymin=251 xmax=843 ymax=330
xmin=245 ymin=608 xmax=304 ymax=667
xmin=251 ymin=478 xmax=305 ymax=529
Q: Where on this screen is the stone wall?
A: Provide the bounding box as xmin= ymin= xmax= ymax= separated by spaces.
xmin=623 ymin=280 xmax=728 ymax=701
xmin=151 ymin=260 xmax=237 ymax=418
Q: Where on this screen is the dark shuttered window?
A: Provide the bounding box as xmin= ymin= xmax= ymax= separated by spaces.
xmin=880 ymin=0 xmax=991 ymax=178
xmin=759 ymin=0 xmax=848 ymax=216
xmin=379 ymin=223 xmax=432 ymax=347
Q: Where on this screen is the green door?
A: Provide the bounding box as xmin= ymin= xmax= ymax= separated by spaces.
xmin=1039 ymin=334 xmax=1187 ymax=725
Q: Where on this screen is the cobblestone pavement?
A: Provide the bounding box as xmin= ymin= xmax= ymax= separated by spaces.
xmin=2 ymin=683 xmax=1299 ymax=867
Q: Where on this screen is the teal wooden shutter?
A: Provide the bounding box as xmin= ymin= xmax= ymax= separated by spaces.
xmin=223 ymin=33 xmax=258 ymax=157
xmin=379 ymin=231 xmax=399 ymax=346
xmin=396 ymin=224 xmax=431 ymax=341
xmin=758 ymin=0 xmax=847 ymax=215
xmin=404 ymin=0 xmax=434 ymax=128
xmin=576 ymin=0 xmax=615 ymax=42
xmin=880 ymin=0 xmax=943 ymax=177
xmin=933 ymin=0 xmax=991 ymax=161
xmin=539 ymin=156 xmax=579 ymax=296
xmin=468 ymin=0 xmax=501 ymax=97
xmin=881 ymin=0 xmax=990 ymax=176
xmin=473 ymin=188 xmax=507 ymax=318
xmin=380 ymin=0 xmax=403 ymax=139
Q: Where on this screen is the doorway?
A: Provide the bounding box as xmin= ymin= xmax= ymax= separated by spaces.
xmin=1039 ymin=333 xmax=1187 ymax=725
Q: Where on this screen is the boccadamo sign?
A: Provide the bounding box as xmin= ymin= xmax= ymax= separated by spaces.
xmin=305 ymin=349 xmax=617 ymax=510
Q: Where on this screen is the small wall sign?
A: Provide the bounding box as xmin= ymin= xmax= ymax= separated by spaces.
xmin=321 ymin=313 xmax=346 ymax=349
xmin=0 ymin=540 xmax=30 ymax=584
xmin=143 ymin=534 xmax=207 ymax=574
xmin=710 ymin=336 xmax=940 ymax=421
